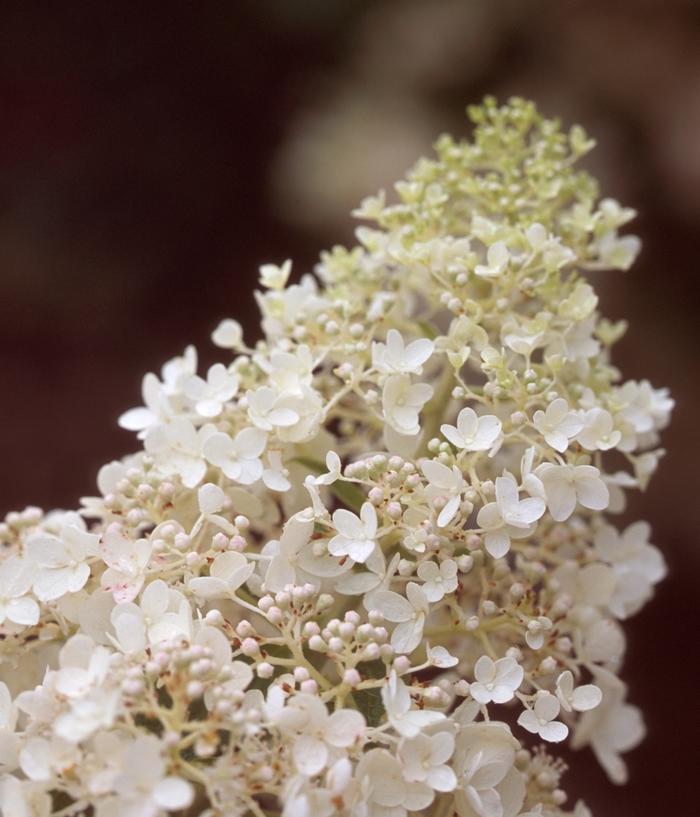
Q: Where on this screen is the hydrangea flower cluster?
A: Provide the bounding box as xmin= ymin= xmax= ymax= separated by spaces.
xmin=0 ymin=98 xmax=673 ymax=817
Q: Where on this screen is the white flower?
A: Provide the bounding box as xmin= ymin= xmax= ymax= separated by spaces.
xmin=54 ymin=687 xmax=120 ymax=744
xmin=382 ymin=374 xmax=433 ymax=436
xmin=211 ymin=318 xmax=243 ymax=349
xmin=441 ymin=407 xmax=502 ymax=452
xmin=572 ymin=679 xmax=645 ymax=784
xmin=503 ymin=316 xmax=549 ymax=357
xmin=372 ymin=329 xmax=434 ymax=376
xmin=594 ymin=521 xmax=666 ymax=618
xmin=26 ymin=523 xmax=99 ymax=603
xmin=535 ymin=463 xmax=609 ymax=521
xmin=553 ymin=562 xmax=616 ymax=611
xmin=284 ymin=694 xmax=366 ymax=777
xmin=598 ymin=231 xmax=641 ymax=270
xmin=532 ymin=398 xmax=584 ymax=453
xmin=99 ymin=525 xmax=152 ymax=603
xmin=421 ymin=460 xmax=466 ymax=527
xmin=19 ymin=735 xmax=80 ymax=782
xmin=476 ymin=472 xmax=545 ymax=558
xmin=525 ymin=222 xmax=547 ymax=250
xmin=614 ymin=379 xmax=674 ymax=434
xmin=452 ymin=722 xmax=523 ymax=817
xmin=576 ymin=408 xmax=622 ymax=451
xmin=53 ymin=635 xmax=111 ymax=700
xmin=184 ymin=363 xmax=239 ymax=418
xmin=417 ymin=559 xmax=458 ymax=602
xmin=118 ymin=348 xmax=197 ymax=433
xmin=259 ymin=258 xmax=292 ymax=290
xmin=203 ymin=427 xmax=267 ymax=485
xmin=160 ymin=345 xmax=198 ymax=396
xmin=369 ymin=582 xmax=429 ymax=654
xmin=144 ymin=418 xmax=209 ymax=488
xmin=111 ymin=735 xmax=194 ymax=816
xmin=0 ymin=557 xmax=39 ymax=626
xmin=314 ymin=450 xmax=342 ymax=486
xmin=262 ymin=449 xmax=292 ymax=492
xmin=111 ymin=581 xmax=192 ymax=652
xmin=264 ymin=345 xmax=314 ymax=395
xmin=428 ymin=644 xmax=459 ymax=668
xmin=381 ymin=671 xmax=444 ymax=738
xmin=328 ymin=502 xmax=377 ymax=564
xmin=118 ymin=373 xmax=172 ymax=435
xmin=555 ymin=671 xmax=602 ymax=713
xmin=524 ymin=615 xmax=554 ymax=650
xmin=517 ymin=692 xmax=568 ymax=742
xmin=356 ymin=748 xmax=434 ymax=816
xmin=264 ymin=512 xmax=315 ymax=593
xmin=400 ymin=731 xmax=456 ymax=791
xmin=247 ymin=385 xmax=300 ymax=430
xmin=470 ymin=656 xmax=523 ymax=704
xmin=475 ymin=241 xmax=509 ymax=277
xmin=188 ymin=551 xmax=254 ymax=600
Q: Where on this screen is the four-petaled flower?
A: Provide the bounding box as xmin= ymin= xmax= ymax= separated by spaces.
xmin=26 ymin=522 xmax=99 ymax=603
xmin=417 ymin=559 xmax=458 ymax=602
xmin=184 ymin=363 xmax=239 ymax=418
xmin=535 ymin=463 xmax=609 ymax=521
xmin=372 ymin=329 xmax=434 ymax=376
xmin=470 ymin=655 xmax=524 ymax=704
xmin=421 ymin=461 xmax=466 ymax=528
xmin=517 ymin=691 xmax=568 ymax=743
xmin=476 ymin=472 xmax=545 ymax=558
xmin=382 ymin=374 xmax=433 ymax=436
xmin=328 ymin=502 xmax=378 ymax=564
xmin=441 ymin=407 xmax=502 ymax=453
xmin=203 ymin=427 xmax=267 ymax=485
xmin=0 ymin=557 xmax=40 ymax=626
xmin=532 ymin=398 xmax=583 ymax=453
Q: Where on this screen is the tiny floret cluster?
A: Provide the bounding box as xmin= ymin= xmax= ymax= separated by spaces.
xmin=0 ymin=98 xmax=672 ymax=817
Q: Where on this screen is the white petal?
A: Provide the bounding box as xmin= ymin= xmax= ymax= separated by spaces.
xmin=198 ymin=483 xmax=226 ymax=515
xmin=212 ymin=319 xmax=242 ymax=349
xmin=571 ymin=684 xmax=602 ymax=712
xmin=188 ymin=576 xmax=229 ymax=599
xmin=210 ymin=551 xmax=248 ymax=581
xmin=391 ymin=617 xmax=424 ymax=654
xmin=293 ymin=734 xmax=328 ymax=776
xmin=332 ymin=509 xmax=363 ymax=539
xmin=517 ymin=709 xmax=540 ymax=734
xmin=539 ymin=720 xmax=568 ymax=743
xmin=437 ymin=495 xmax=461 ymax=528
xmin=234 ymin=427 xmax=268 ymax=459
xmin=484 ymin=529 xmax=510 ymax=559
xmin=535 ymin=693 xmax=560 ymax=721
xmin=326 ymin=709 xmax=365 ymax=747
xmin=141 ymin=579 xmax=170 ymax=618
xmin=441 ymin=423 xmax=466 ymax=449
xmin=545 ymin=479 xmax=577 ymax=522
xmin=474 ymin=655 xmax=495 ymax=684
xmin=264 ymin=554 xmax=296 ymax=594
xmin=369 ymin=590 xmax=414 ymax=622
xmin=427 ymin=764 xmax=457 ymax=792
xmin=576 ymin=472 xmax=610 ymax=511
xmin=153 ymin=777 xmax=195 ymax=810
xmin=7 ymin=596 xmax=40 ymax=626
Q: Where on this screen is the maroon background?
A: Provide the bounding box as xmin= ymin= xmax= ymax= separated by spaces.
xmin=0 ymin=3 xmax=698 ymax=815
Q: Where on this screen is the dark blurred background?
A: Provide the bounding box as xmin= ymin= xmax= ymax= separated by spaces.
xmin=0 ymin=1 xmax=698 ymax=814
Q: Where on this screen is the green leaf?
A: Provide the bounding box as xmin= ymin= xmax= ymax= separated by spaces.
xmin=353 ymin=687 xmax=385 ymax=727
